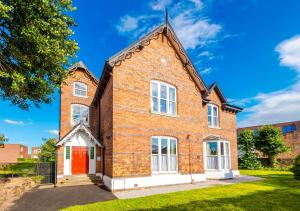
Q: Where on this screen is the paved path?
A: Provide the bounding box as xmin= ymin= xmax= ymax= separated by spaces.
xmin=115 ymin=175 xmax=263 ymax=199
xmin=9 ymin=184 xmax=116 ymax=211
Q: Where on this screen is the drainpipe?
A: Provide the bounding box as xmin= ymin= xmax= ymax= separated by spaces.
xmin=187 ymin=134 xmax=193 ymax=184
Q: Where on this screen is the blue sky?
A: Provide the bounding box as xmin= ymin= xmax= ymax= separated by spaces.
xmin=1 ymin=0 xmax=300 ymax=151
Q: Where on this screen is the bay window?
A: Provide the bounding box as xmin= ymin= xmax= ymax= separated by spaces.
xmin=151 ymin=80 xmax=176 ymax=116
xmin=205 ymin=141 xmax=230 ymax=170
xmin=151 ymin=136 xmax=177 ymax=173
xmin=208 ymin=104 xmax=219 ymax=128
xmin=71 ymin=104 xmax=89 ymax=125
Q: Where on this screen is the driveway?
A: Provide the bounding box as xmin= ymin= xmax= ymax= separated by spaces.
xmin=9 ymin=184 xmax=116 ymax=211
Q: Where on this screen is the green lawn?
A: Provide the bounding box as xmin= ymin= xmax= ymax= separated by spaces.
xmin=63 ymin=170 xmax=300 ymax=211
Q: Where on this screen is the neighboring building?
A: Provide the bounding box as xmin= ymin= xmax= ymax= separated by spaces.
xmin=31 ymin=147 xmax=40 ymax=159
xmin=237 ymin=120 xmax=300 ymax=162
xmin=56 ymin=20 xmax=242 ymax=191
xmin=0 ymin=144 xmax=28 ymax=163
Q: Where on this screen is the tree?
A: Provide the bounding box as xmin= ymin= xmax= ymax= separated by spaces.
xmin=0 ymin=132 xmax=8 ymax=146
xmin=0 ymin=0 xmax=78 ymax=110
xmin=238 ymin=129 xmax=261 ymax=169
xmin=291 ymin=154 xmax=300 ymax=180
xmin=255 ymin=125 xmax=289 ymax=167
xmin=39 ymin=138 xmax=56 ymax=162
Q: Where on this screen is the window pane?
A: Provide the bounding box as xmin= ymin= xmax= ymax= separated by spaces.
xmin=161 ymin=155 xmax=168 ymax=171
xmin=225 ymin=143 xmax=229 ymax=156
xmin=152 ymin=138 xmax=158 ymax=154
xmin=208 ymin=116 xmax=212 ymax=127
xmin=160 ymin=85 xmax=167 ymax=99
xmin=169 ymin=101 xmax=176 ymax=115
xmin=170 ymin=140 xmax=177 ymax=155
xmin=208 ymin=105 xmax=212 ymax=116
xmin=151 ymin=82 xmax=158 ymax=97
xmin=161 ymin=138 xmax=168 ymax=155
xmin=213 ymin=106 xmax=218 ymax=117
xmin=213 ymin=116 xmax=218 ymax=127
xmin=81 ymin=107 xmax=89 ymax=124
xmin=221 ymin=142 xmax=224 ymax=155
xmin=207 ymin=142 xmax=218 ymax=156
xmin=160 ymin=99 xmax=167 ymax=113
xmin=152 ymin=155 xmax=159 ymax=172
xmin=152 ymin=97 xmax=158 ymax=112
xmin=169 ymin=87 xmax=175 ymax=101
xmin=170 ymin=156 xmax=177 ymax=171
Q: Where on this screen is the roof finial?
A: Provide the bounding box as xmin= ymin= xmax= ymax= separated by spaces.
xmin=165 ymin=7 xmax=169 ymax=25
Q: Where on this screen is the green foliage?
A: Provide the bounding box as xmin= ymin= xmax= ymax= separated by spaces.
xmin=0 ymin=0 xmax=78 ymax=110
xmin=30 ymin=175 xmax=44 ymax=183
xmin=1 ymin=162 xmax=36 ymax=176
xmin=255 ymin=125 xmax=289 ymax=167
xmin=39 ymin=138 xmax=56 ymax=162
xmin=291 ymin=154 xmax=300 ymax=180
xmin=238 ymin=129 xmax=261 ymax=169
xmin=17 ymin=157 xmax=38 ymax=163
xmin=0 ymin=132 xmax=8 ymax=145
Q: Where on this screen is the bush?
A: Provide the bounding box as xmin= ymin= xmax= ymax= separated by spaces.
xmin=2 ymin=163 xmax=36 ymax=176
xmin=291 ymin=154 xmax=300 ymax=180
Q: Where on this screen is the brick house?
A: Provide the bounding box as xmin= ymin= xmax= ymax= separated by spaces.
xmin=0 ymin=144 xmax=28 ymax=163
xmin=238 ymin=120 xmax=300 ymax=163
xmin=30 ymin=147 xmax=40 ymax=159
xmin=56 ymin=21 xmax=242 ymax=191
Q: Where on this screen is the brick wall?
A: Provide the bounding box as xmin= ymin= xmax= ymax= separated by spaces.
xmin=238 ymin=121 xmax=300 ymax=160
xmin=60 ymin=68 xmax=98 ymax=138
xmin=0 ymin=144 xmax=28 ymax=163
xmin=106 ymin=33 xmax=238 ymax=178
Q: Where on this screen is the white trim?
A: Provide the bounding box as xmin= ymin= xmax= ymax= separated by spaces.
xmin=151 ymin=136 xmax=178 ymax=174
xmin=150 ymin=80 xmax=177 ymax=116
xmin=71 ymin=104 xmax=89 ymax=126
xmin=56 ymin=122 xmax=102 ymax=147
xmin=73 ymin=82 xmax=88 ymax=98
xmin=205 ymin=169 xmax=236 ymax=179
xmin=103 ymin=173 xmax=206 ymax=191
xmin=208 ymin=104 xmax=219 ymax=128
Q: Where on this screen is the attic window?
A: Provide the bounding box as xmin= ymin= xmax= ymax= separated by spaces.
xmin=73 ymin=82 xmax=87 ymax=97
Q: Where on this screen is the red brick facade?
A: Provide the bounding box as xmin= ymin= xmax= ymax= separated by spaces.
xmin=238 ymin=120 xmax=300 ymax=160
xmin=0 ymin=144 xmax=28 ymax=163
xmin=58 ymin=23 xmax=240 ymax=187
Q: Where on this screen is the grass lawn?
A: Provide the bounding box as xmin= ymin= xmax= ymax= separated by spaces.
xmin=62 ymin=170 xmax=300 ymax=211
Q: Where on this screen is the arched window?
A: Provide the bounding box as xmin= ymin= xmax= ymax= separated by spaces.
xmin=73 ymin=82 xmax=88 ymax=97
xmin=151 ymin=80 xmax=176 ymax=116
xmin=71 ymin=104 xmax=89 ymax=125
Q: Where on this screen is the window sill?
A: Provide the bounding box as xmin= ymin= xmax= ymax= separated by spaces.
xmin=150 ymin=111 xmax=178 ymax=118
xmin=151 ymin=172 xmax=179 ymax=175
xmin=208 ymin=126 xmax=222 ymax=130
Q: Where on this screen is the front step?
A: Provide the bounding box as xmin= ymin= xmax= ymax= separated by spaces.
xmin=57 ymin=175 xmax=102 ymax=187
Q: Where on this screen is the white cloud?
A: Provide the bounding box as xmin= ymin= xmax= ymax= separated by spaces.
xmin=172 ymin=14 xmax=221 ymax=49
xmin=150 ymin=0 xmax=171 ymax=11
xmin=3 ymin=119 xmax=24 ymax=125
xmin=200 ymin=67 xmax=212 ymax=75
xmin=275 ymin=35 xmax=300 ymax=73
xmin=116 ymin=15 xmax=139 ymax=34
xmin=237 ymin=35 xmax=300 ymax=127
xmin=46 ymin=130 xmax=59 ymax=136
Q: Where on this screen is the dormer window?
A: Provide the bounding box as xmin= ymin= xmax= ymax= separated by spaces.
xmin=73 ymin=82 xmax=87 ymax=97
xmin=208 ymin=104 xmax=219 ymax=128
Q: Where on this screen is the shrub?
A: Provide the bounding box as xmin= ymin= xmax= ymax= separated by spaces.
xmin=291 ymin=154 xmax=300 ymax=180
xmin=238 ymin=130 xmax=261 ymax=169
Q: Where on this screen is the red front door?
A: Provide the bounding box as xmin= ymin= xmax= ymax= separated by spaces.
xmin=72 ymin=146 xmax=89 ymax=175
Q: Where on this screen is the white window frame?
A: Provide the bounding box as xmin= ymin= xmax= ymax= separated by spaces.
xmin=204 ymin=140 xmax=231 ymax=170
xmin=150 ymin=80 xmax=177 ymax=116
xmin=71 ymin=104 xmax=89 ymax=126
xmin=73 ymin=82 xmax=88 ymax=98
xmin=208 ymin=104 xmax=219 ymax=128
xmin=151 ymin=136 xmax=178 ymax=174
